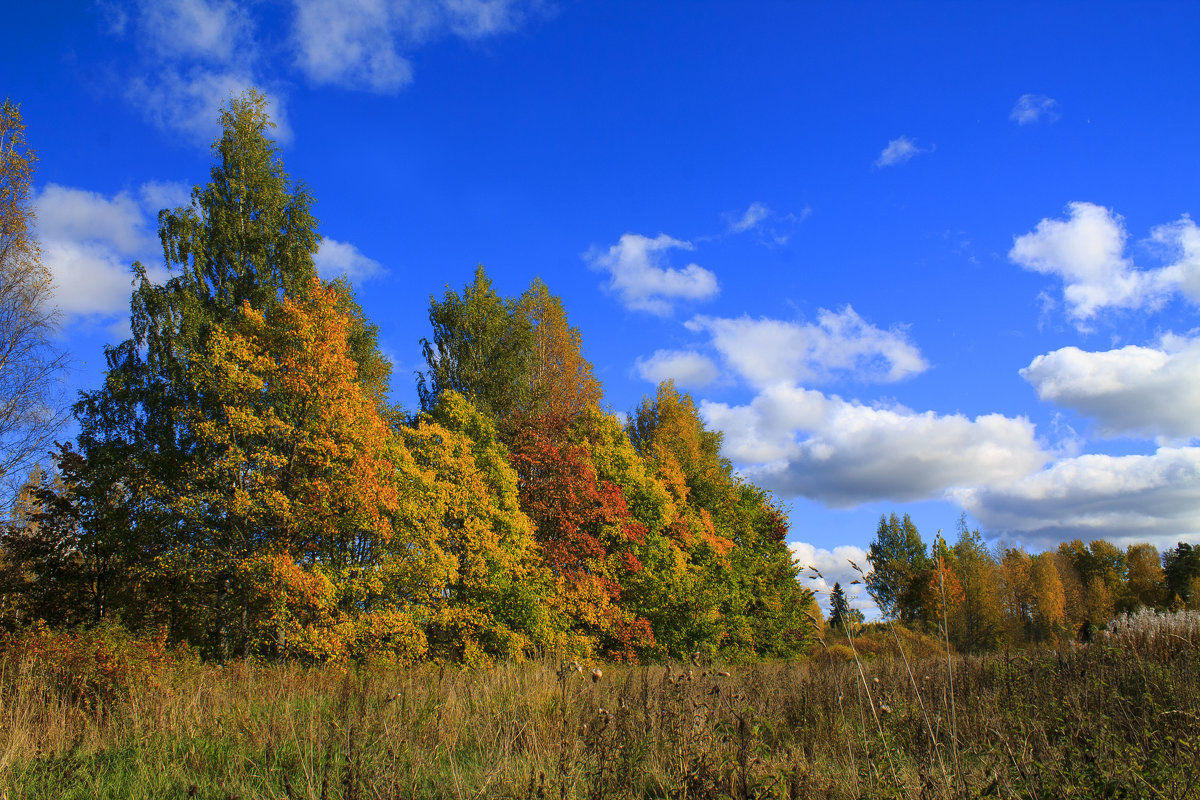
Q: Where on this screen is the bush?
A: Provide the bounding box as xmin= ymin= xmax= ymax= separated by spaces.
xmin=0 ymin=620 xmax=185 ymax=708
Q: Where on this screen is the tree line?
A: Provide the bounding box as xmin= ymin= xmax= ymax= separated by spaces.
xmin=0 ymin=92 xmax=816 ymax=665
xmin=851 ymin=512 xmax=1200 ymax=650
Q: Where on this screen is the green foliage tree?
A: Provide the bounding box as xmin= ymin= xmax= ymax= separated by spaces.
xmin=866 ymin=512 xmax=930 ymax=622
xmin=828 ymin=582 xmax=850 ymax=630
xmin=1163 ymin=542 xmax=1200 ymax=608
xmin=417 ymin=265 xmax=535 ymax=423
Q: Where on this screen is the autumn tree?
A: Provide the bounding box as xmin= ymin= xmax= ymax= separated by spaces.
xmin=1125 ymin=543 xmax=1165 ymax=611
xmin=507 ymin=413 xmax=655 ymax=661
xmin=403 ymin=390 xmax=561 ymax=664
xmin=178 ymin=279 xmax=413 ymax=661
xmin=625 ymin=381 xmax=813 ymax=658
xmin=949 ymin=519 xmax=1004 ymax=651
xmin=519 ymin=278 xmax=603 ymax=425
xmin=62 ymin=91 xmax=358 ymax=654
xmin=1029 ymin=554 xmax=1066 ymax=643
xmin=1058 ymin=540 xmax=1125 ymax=626
xmin=998 ymin=547 xmax=1034 ymax=641
xmin=0 ymin=99 xmax=67 ymax=506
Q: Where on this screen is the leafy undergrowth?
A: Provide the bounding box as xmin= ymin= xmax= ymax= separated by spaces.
xmin=1 ymin=616 xmax=1197 ymax=799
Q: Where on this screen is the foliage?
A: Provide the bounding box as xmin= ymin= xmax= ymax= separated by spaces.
xmin=866 ymin=513 xmax=929 ymax=621
xmin=416 ymin=265 xmax=535 ymax=422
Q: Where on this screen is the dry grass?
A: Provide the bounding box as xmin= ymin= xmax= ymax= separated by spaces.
xmin=1 ymin=616 xmax=1198 ymax=798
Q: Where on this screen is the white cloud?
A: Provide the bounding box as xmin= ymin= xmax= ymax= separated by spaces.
xmin=634 ymin=350 xmax=719 ymax=388
xmin=35 ymin=183 xmax=173 ymax=317
xmin=138 ymin=0 xmax=253 ymax=64
xmin=702 ymin=383 xmax=1049 ymax=508
xmin=138 ymin=180 xmax=194 ymax=212
xmin=585 ymin=233 xmax=719 ymax=315
xmin=687 ymin=306 xmax=927 ymax=388
xmin=875 ymin=136 xmax=931 ymax=168
xmin=728 ymin=202 xmax=769 ymax=234
xmin=37 ymin=183 xmax=383 ymax=320
xmin=1009 ymin=202 xmax=1195 ymax=323
xmin=791 ymin=542 xmax=878 ymax=619
xmin=953 ymin=447 xmax=1200 ymax=550
xmin=314 ymin=237 xmax=386 ymax=282
xmin=292 ymin=0 xmax=413 ymax=92
xmin=290 ymin=0 xmax=530 ymax=93
xmin=117 ymin=0 xmax=289 ymax=145
xmin=1010 ymin=94 xmax=1060 ymax=125
xmin=1152 ymin=214 xmax=1200 ymax=305
xmin=127 ymin=68 xmax=291 ymax=145
xmin=1021 ymin=335 xmax=1200 ymax=442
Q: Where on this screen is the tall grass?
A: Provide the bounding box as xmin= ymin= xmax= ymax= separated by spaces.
xmin=1 ymin=614 xmax=1197 ymax=798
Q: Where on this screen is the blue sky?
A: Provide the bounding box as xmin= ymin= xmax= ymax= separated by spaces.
xmin=7 ymin=1 xmax=1200 ymax=612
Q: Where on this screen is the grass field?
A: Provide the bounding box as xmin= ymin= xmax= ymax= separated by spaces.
xmin=1 ymin=611 xmax=1197 ymax=799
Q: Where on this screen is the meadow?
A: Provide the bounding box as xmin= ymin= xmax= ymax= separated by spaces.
xmin=1 ymin=611 xmax=1197 ymax=800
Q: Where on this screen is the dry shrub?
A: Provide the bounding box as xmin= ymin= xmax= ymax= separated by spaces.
xmin=0 ymin=621 xmax=186 ymax=708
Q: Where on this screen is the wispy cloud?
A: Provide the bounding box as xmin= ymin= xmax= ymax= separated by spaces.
xmin=1010 ymin=93 xmax=1060 ymax=125
xmin=585 ymin=233 xmax=719 ymax=315
xmin=116 ymin=0 xmax=287 ymax=144
xmin=727 ymin=202 xmax=770 ymax=234
xmin=290 ymin=0 xmax=536 ymax=93
xmin=107 ymin=0 xmax=541 ymax=141
xmin=875 ymin=136 xmax=932 ymax=168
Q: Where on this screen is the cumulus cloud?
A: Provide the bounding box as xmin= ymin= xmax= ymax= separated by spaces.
xmin=1021 ymin=335 xmax=1200 ymax=442
xmin=791 ymin=542 xmax=878 ymax=618
xmin=35 ymin=183 xmax=178 ymax=316
xmin=875 ymin=136 xmax=931 ymax=168
xmin=585 ymin=233 xmax=719 ymax=315
xmin=315 ymin=237 xmax=386 ymax=282
xmin=687 ymin=306 xmax=927 ymax=388
xmin=290 ymin=0 xmax=531 ymax=93
xmin=634 ymin=350 xmax=719 ymax=388
xmin=953 ymin=447 xmax=1200 ymax=550
xmin=1009 ymin=202 xmax=1199 ymax=323
xmin=701 ymin=384 xmax=1049 ymax=507
xmin=1010 ymin=94 xmax=1060 ymax=125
